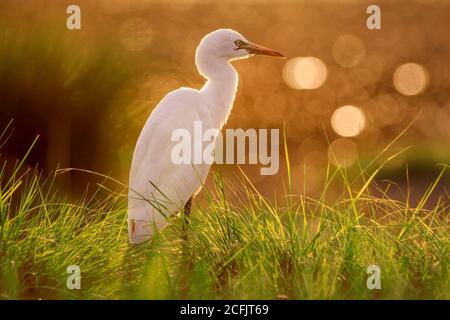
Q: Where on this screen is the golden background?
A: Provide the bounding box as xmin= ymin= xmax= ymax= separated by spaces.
xmin=0 ymin=0 xmax=449 ymax=203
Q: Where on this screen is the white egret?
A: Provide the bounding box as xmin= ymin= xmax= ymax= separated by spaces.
xmin=128 ymin=29 xmax=284 ymax=244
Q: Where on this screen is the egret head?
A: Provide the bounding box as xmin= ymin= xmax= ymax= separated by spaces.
xmin=196 ymin=29 xmax=285 ymax=65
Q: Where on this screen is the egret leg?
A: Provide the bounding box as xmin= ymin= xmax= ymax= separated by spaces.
xmin=180 ymin=198 xmax=193 ymax=297
xmin=182 ymin=197 xmax=193 ymax=241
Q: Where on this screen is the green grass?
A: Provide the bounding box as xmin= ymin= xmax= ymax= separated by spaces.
xmin=0 ymin=124 xmax=449 ymax=299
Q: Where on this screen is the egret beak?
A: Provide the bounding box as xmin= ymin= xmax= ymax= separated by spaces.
xmin=245 ymin=42 xmax=285 ymax=58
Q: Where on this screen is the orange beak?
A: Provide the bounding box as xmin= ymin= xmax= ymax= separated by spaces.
xmin=245 ymin=42 xmax=285 ymax=58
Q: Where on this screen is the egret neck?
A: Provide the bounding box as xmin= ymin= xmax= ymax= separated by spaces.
xmin=197 ymin=56 xmax=239 ymax=130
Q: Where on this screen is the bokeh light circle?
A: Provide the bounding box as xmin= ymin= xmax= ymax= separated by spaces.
xmin=119 ymin=18 xmax=153 ymax=51
xmin=328 ymin=138 xmax=358 ymax=168
xmin=332 ymin=35 xmax=366 ymax=68
xmin=393 ymin=63 xmax=429 ymax=96
xmin=331 ymin=105 xmax=366 ymax=137
xmin=283 ymin=57 xmax=327 ymax=89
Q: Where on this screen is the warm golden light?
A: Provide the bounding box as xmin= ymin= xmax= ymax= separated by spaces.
xmin=393 ymin=63 xmax=429 ymax=96
xmin=283 ymin=57 xmax=327 ymax=89
xmin=370 ymin=94 xmax=407 ymax=126
xmin=436 ymin=107 xmax=450 ymax=138
xmin=332 ymin=35 xmax=366 ymax=68
xmin=296 ymin=136 xmax=327 ymax=167
xmin=292 ymin=163 xmax=322 ymax=194
xmin=97 ymin=0 xmax=156 ymax=14
xmin=119 ymin=18 xmax=153 ymax=51
xmin=331 ymin=105 xmax=366 ymax=137
xmin=328 ymin=138 xmax=358 ymax=168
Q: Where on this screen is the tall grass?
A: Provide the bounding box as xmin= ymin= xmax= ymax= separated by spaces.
xmin=0 ymin=123 xmax=448 ymax=299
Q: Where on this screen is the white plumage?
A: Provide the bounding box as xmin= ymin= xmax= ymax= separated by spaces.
xmin=128 ymin=29 xmax=284 ymax=244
